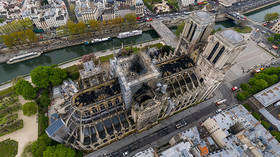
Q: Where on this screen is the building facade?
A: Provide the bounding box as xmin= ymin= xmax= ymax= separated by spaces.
xmin=180 ymin=0 xmax=204 ymax=7
xmin=75 ymin=0 xmax=104 ymax=22
xmin=21 ymin=0 xmax=68 ymax=31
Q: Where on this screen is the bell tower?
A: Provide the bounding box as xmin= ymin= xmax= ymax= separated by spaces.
xmin=195 ymin=29 xmax=247 ymax=99
xmin=176 ymin=11 xmax=215 ymax=55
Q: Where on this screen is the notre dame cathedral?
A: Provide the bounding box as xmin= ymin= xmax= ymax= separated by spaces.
xmin=46 ymin=11 xmax=247 ymax=151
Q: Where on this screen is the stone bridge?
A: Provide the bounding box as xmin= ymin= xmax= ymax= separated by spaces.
xmin=150 ymin=21 xmax=178 ymax=48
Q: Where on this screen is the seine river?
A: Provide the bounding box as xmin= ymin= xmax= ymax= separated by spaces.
xmin=0 ymin=3 xmax=279 ymax=83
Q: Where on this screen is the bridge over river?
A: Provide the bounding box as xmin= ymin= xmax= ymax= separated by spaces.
xmin=150 ymin=21 xmax=178 ymax=48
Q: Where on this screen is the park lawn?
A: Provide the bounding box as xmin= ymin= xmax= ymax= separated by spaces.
xmin=99 ymin=54 xmax=114 ymax=62
xmin=64 ymin=65 xmax=80 ymax=80
xmin=0 ymin=87 xmax=15 ymax=97
xmin=0 ymin=139 xmax=18 ymax=157
xmin=233 ymin=26 xmax=252 ymax=33
xmin=64 ymin=64 xmax=79 ymax=74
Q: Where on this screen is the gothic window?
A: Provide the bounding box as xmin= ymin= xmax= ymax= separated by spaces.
xmin=199 ymin=27 xmax=207 ymax=42
xmin=186 ymin=21 xmax=193 ymax=39
xmin=189 ymin=24 xmax=197 ymax=42
xmin=213 ymin=46 xmax=225 ymax=64
xmin=207 ymin=42 xmax=219 ymax=61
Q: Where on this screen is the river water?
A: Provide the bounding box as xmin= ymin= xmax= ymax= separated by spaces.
xmin=0 ymin=30 xmax=159 ymax=83
xmin=1 ymin=3 xmax=279 ymax=84
xmin=245 ymin=3 xmax=280 ymax=22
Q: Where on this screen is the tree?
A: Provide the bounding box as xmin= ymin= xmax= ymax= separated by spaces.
xmin=43 ymin=144 xmax=76 ymax=157
xmin=70 ymin=4 xmax=75 ymax=15
xmin=2 ymin=34 xmax=14 ymax=48
xmin=39 ymin=93 xmax=51 ymax=108
xmin=22 ymin=102 xmax=38 ymax=116
xmin=261 ymin=120 xmax=271 ymax=129
xmin=31 ymin=66 xmax=51 ymax=89
xmin=236 ymin=91 xmax=249 ymax=101
xmin=252 ymin=112 xmax=261 ymax=121
xmin=265 ymin=12 xmax=279 ymax=22
xmin=253 ymin=79 xmax=268 ymax=92
xmin=271 ymin=130 xmax=280 ymax=142
xmin=124 ymin=13 xmax=137 ymax=24
xmin=31 ymin=134 xmax=52 ymax=157
xmin=242 ymin=104 xmax=252 ymax=111
xmin=31 ymin=66 xmax=67 ymax=89
xmin=240 ymin=83 xmax=250 ymax=91
xmin=25 ymin=29 xmax=38 ymax=43
xmin=49 ymin=68 xmax=67 ymax=86
xmin=88 ymin=19 xmax=100 ymax=30
xmin=66 ymin=20 xmax=77 ymax=35
xmin=76 ymin=21 xmax=86 ymax=34
xmin=15 ymin=80 xmax=37 ymax=100
xmin=0 ymin=18 xmax=4 ymax=23
xmin=176 ymin=22 xmax=185 ymax=37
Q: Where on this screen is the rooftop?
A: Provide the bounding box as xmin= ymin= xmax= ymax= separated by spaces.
xmin=254 ymin=81 xmax=280 ymax=107
xmin=45 ymin=118 xmax=65 ymax=136
xmin=220 ymin=29 xmax=244 ymax=45
xmin=133 ymin=147 xmax=155 ymax=157
xmin=159 ymin=142 xmax=193 ymax=157
xmin=193 ymin=11 xmax=215 ymax=25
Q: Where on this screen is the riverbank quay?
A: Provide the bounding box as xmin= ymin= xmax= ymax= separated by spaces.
xmin=0 ymin=15 xmax=189 ymax=64
xmin=242 ymin=0 xmax=280 ymax=15
xmin=0 ymin=39 xmax=162 ymax=92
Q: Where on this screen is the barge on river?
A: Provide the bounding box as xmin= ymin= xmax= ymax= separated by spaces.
xmin=7 ymin=51 xmax=42 ymax=64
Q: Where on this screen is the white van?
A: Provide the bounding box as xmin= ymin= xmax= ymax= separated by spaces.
xmin=216 ymin=99 xmax=227 ymax=106
xmin=216 ymin=109 xmax=222 ymax=113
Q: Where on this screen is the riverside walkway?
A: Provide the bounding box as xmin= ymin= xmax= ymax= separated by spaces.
xmin=150 ymin=21 xmax=178 ymax=48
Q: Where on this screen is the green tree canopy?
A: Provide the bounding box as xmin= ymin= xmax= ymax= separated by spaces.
xmin=124 ymin=13 xmax=137 ymax=24
xmin=66 ymin=20 xmax=78 ymax=35
xmin=43 ymin=144 xmax=76 ymax=157
xmin=1 ymin=29 xmax=38 ymax=48
xmin=252 ymin=112 xmax=262 ymax=121
xmin=240 ymin=83 xmax=250 ymax=91
xmin=15 ymin=80 xmax=37 ymax=100
xmin=253 ymin=79 xmax=269 ymax=92
xmin=31 ymin=66 xmax=51 ymax=89
xmin=237 ymin=91 xmax=249 ymax=101
xmin=265 ymin=12 xmax=279 ymax=22
xmin=49 ymin=67 xmax=67 ymax=86
xmin=32 ymin=134 xmax=52 ymax=157
xmin=176 ymin=22 xmax=185 ymax=37
xmin=76 ymin=21 xmax=86 ymax=34
xmin=22 ymin=102 xmax=38 ymax=116
xmin=88 ymin=19 xmax=100 ymax=30
xmin=261 ymin=120 xmax=271 ymax=129
xmin=31 ymin=66 xmax=67 ymax=89
xmin=39 ymin=94 xmax=51 ymax=108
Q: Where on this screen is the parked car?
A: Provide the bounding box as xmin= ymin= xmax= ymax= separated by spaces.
xmin=176 ymin=120 xmax=187 ymax=129
xmin=216 ymin=99 xmax=227 ymax=106
xmin=232 ymin=86 xmax=238 ymax=91
xmin=123 ymin=151 xmax=129 ymax=156
xmin=216 ymin=109 xmax=222 ymax=113
xmin=272 ymin=45 xmax=278 ymax=50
